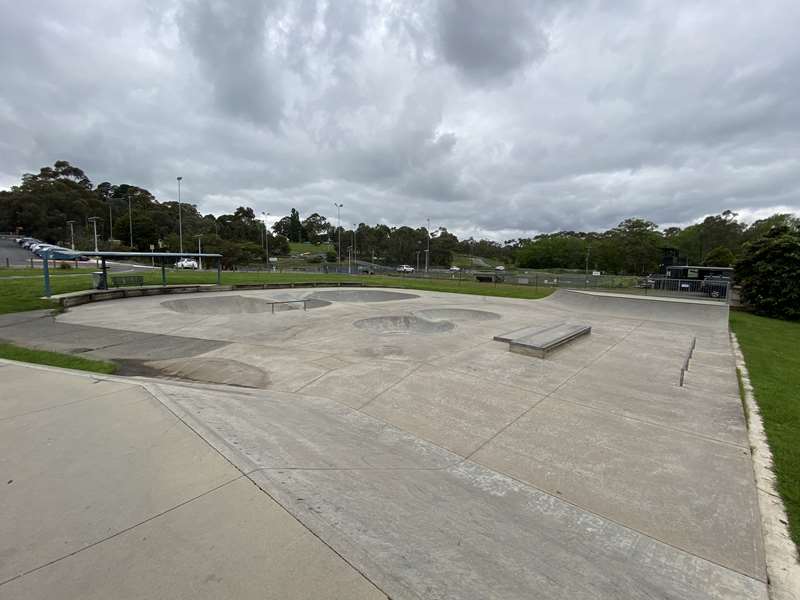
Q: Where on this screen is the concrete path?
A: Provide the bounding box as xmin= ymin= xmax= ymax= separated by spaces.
xmin=0 ymin=361 xmax=385 ymax=600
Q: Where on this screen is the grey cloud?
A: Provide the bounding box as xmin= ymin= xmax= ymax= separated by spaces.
xmin=436 ymin=0 xmax=550 ymax=83
xmin=179 ymin=0 xmax=282 ymax=126
xmin=0 ymin=0 xmax=799 ymax=240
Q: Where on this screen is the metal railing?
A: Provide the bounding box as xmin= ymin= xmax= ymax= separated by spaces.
xmin=679 ymin=336 xmax=697 ymax=387
xmin=639 ymin=278 xmax=730 ymax=302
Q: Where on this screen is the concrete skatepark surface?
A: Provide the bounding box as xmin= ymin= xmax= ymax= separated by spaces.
xmin=0 ymin=288 xmax=768 ymax=599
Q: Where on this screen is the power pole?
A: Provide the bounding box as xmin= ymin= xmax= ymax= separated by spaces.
xmin=66 ymin=220 xmax=76 ymax=250
xmin=87 ymin=217 xmax=100 ymax=252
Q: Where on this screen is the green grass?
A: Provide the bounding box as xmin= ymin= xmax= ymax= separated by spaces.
xmin=0 ymin=269 xmax=554 ymax=314
xmin=731 ymin=311 xmax=800 ymax=549
xmin=0 ymin=267 xmax=97 ymax=277
xmin=288 ymin=241 xmax=333 ymax=253
xmin=0 ymin=342 xmax=118 ymax=374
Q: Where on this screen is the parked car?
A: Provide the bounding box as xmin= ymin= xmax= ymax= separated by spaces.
xmin=494 ymin=265 xmax=506 ymax=271
xmin=700 ymin=276 xmax=730 ymax=299
xmin=175 ymin=258 xmax=198 ymax=269
xmin=396 ymin=264 xmax=415 ymax=273
xmin=449 ymin=266 xmax=461 ymax=272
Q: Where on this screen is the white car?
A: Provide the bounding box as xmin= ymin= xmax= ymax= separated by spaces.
xmin=396 ymin=264 xmax=415 ymax=273
xmin=175 ymin=258 xmax=198 ymax=269
xmin=449 ymin=266 xmax=461 ymax=272
xmin=494 ymin=265 xmax=506 ymax=271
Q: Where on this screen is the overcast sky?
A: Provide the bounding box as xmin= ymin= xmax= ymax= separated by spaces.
xmin=2 ymin=1 xmax=799 ymax=240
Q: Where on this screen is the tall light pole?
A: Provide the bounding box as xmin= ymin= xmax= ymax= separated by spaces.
xmin=128 ymin=195 xmax=134 ymax=249
xmin=66 ymin=220 xmax=76 ymax=250
xmin=177 ymin=176 xmax=184 ymax=254
xmin=194 ymin=234 xmax=203 ymax=270
xmin=87 ymin=217 xmax=100 ymax=252
xmin=425 ymin=217 xmax=431 ymax=273
xmin=108 ymin=200 xmax=113 ymax=242
xmin=334 ymin=203 xmax=343 ymax=269
xmin=262 ymin=212 xmax=270 ymax=268
xmin=352 ymin=223 xmax=357 ymax=269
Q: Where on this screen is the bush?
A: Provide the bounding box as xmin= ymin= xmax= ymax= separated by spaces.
xmin=735 ymin=226 xmax=800 ymax=320
xmin=58 ymin=261 xmax=72 ymax=269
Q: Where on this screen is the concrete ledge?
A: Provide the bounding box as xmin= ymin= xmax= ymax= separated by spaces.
xmin=500 ymin=323 xmax=591 ymax=358
xmin=48 ymin=282 xmax=370 ymax=308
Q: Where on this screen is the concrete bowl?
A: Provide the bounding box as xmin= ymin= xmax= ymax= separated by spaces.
xmin=353 ymin=315 xmax=455 ymax=334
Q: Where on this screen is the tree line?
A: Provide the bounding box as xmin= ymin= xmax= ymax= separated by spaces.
xmin=1 ymin=161 xmax=798 ymax=275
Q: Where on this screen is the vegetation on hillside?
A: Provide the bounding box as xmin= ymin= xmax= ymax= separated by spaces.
xmin=2 ymin=161 xmax=798 ymax=274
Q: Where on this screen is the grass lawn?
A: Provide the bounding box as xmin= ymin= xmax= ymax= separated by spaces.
xmin=731 ymin=311 xmax=800 ymax=549
xmin=0 ymin=342 xmax=118 ymax=374
xmin=0 ymin=267 xmax=97 ymax=277
xmin=288 ymin=241 xmax=333 ymax=253
xmin=0 ymin=269 xmax=554 ymax=315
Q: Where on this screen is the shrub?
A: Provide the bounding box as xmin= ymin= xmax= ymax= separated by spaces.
xmin=735 ymin=226 xmax=800 ymax=320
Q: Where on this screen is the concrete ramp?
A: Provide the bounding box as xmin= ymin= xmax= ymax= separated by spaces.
xmin=542 ymin=289 xmax=729 ymax=329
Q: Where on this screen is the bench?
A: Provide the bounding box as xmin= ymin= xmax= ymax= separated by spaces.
xmin=110 ymin=275 xmax=144 ymax=287
xmin=494 ymin=322 xmax=591 ymax=358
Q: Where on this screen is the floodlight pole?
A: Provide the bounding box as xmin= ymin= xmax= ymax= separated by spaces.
xmin=194 ymin=234 xmax=203 ymax=270
xmin=177 ymin=176 xmax=184 ymax=254
xmin=108 ymin=201 xmax=113 ymax=242
xmin=262 ymin=212 xmax=270 ymax=268
xmin=66 ymin=220 xmax=76 ymax=250
xmin=334 ymin=203 xmax=343 ymax=271
xmin=87 ymin=217 xmax=100 ymax=252
xmin=425 ymin=217 xmax=430 ymax=273
xmin=352 ymin=223 xmax=357 ymax=270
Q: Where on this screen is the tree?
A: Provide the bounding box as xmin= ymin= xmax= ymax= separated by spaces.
xmin=735 ymin=226 xmax=800 ymax=320
xmin=288 ymin=208 xmax=303 ymax=243
xmin=302 ymin=213 xmax=330 ymax=243
xmin=702 ymin=246 xmax=736 ymax=267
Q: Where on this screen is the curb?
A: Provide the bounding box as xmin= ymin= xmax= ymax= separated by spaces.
xmin=731 ymin=332 xmax=800 ymax=600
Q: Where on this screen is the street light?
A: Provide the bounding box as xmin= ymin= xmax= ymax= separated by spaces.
xmin=426 ymin=217 xmax=431 ymax=273
xmin=194 ymin=234 xmax=203 ymax=270
xmin=108 ymin=200 xmax=113 ymax=242
xmin=334 ymin=203 xmax=343 ymax=270
xmin=66 ymin=220 xmax=76 ymax=250
xmin=262 ymin=212 xmax=270 ymax=268
xmin=177 ymin=176 xmax=184 ymax=254
xmin=352 ymin=223 xmax=357 ymax=270
xmin=87 ymin=217 xmax=101 ymax=252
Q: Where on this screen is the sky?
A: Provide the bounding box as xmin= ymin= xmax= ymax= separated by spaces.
xmin=1 ymin=0 xmax=799 ymax=241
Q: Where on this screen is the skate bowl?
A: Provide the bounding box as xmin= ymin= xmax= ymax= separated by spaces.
xmin=308 ymin=289 xmax=419 ymax=303
xmin=354 ymin=315 xmax=455 ymax=334
xmin=161 ymin=295 xmax=330 ymax=315
xmin=414 ymin=308 xmax=501 ymax=322
xmin=544 ymin=289 xmax=729 ymax=328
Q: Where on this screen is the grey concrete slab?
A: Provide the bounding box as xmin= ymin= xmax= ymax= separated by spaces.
xmin=156 ymin=383 xmax=456 ymax=470
xmin=471 ymin=398 xmax=764 ymax=579
xmin=251 ymin=464 xmax=766 ymax=600
xmin=551 ymin=377 xmax=748 ymax=446
xmin=298 ymin=359 xmax=420 ymax=408
xmin=0 ymin=381 xmax=235 ymax=582
xmin=151 ymin=382 xmax=766 ymax=600
xmin=362 ymin=363 xmax=541 ymax=456
xmin=430 ymin=340 xmax=578 ymax=395
xmin=0 ymin=478 xmax=385 ymax=600
xmin=0 ymin=364 xmax=129 ymax=420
